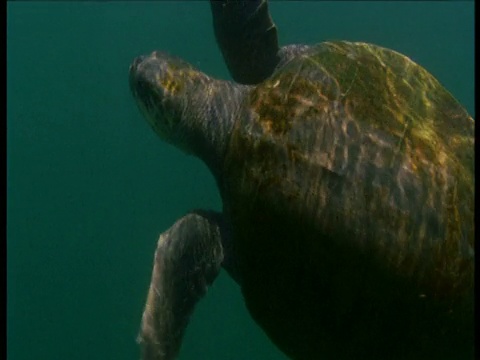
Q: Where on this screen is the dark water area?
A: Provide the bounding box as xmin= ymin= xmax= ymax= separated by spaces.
xmin=7 ymin=1 xmax=474 ymax=360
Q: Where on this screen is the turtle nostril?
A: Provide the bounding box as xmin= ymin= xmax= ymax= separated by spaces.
xmin=131 ymin=55 xmax=146 ymax=70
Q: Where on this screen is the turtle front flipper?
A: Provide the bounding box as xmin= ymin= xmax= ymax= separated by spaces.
xmin=210 ymin=0 xmax=280 ymax=84
xmin=138 ymin=211 xmax=226 ymax=360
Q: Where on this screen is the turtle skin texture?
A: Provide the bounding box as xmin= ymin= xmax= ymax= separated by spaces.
xmin=220 ymin=41 xmax=474 ymax=360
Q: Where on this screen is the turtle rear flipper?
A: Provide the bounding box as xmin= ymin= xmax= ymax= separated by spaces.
xmin=138 ymin=211 xmax=226 ymax=360
xmin=210 ymin=0 xmax=280 ymax=84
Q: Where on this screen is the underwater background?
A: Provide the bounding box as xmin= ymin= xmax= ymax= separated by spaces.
xmin=7 ymin=1 xmax=474 ymax=360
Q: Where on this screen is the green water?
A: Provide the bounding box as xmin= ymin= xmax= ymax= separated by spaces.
xmin=7 ymin=2 xmax=474 ymax=360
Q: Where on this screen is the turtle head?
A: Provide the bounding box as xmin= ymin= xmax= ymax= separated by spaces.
xmin=130 ymin=51 xmax=243 ymax=179
xmin=129 ymin=51 xmax=212 ymax=150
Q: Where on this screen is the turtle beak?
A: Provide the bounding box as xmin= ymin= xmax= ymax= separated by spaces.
xmin=129 ymin=52 xmax=173 ymax=96
xmin=129 ymin=52 xmax=169 ymax=79
xmin=129 ymin=55 xmax=147 ymax=89
xmin=129 ymin=54 xmax=162 ymax=103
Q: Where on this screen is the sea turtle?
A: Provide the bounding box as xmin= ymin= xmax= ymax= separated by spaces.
xmin=129 ymin=1 xmax=474 ymax=359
